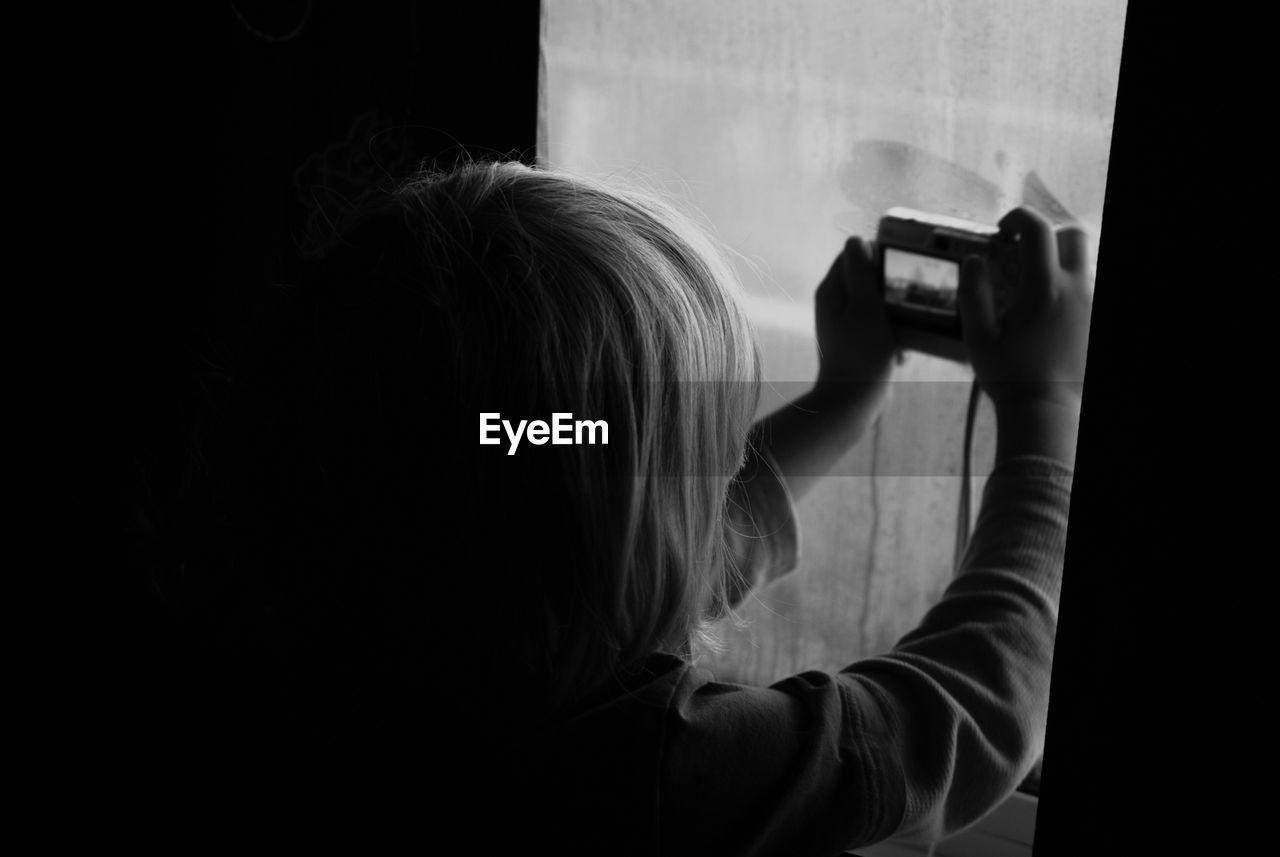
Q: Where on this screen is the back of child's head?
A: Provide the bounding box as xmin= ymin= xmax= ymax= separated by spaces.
xmin=181 ymin=160 xmax=760 ymax=745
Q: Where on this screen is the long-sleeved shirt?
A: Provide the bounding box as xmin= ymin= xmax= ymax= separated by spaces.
xmin=194 ymin=453 xmax=1069 ymax=855
xmin=512 ymin=454 xmax=1069 ymax=856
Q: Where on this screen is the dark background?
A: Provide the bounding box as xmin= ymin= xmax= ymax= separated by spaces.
xmin=105 ymin=2 xmax=539 ymax=536
xmin=62 ymin=1 xmax=540 ymax=845
xmin=43 ymin=1 xmax=1262 ymax=852
xmin=1031 ymin=5 xmax=1266 ymax=853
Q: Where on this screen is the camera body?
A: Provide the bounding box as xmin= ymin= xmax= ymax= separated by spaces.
xmin=876 ymin=207 xmax=1001 ymax=363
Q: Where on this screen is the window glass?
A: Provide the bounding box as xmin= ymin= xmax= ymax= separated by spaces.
xmin=542 ymin=0 xmax=1124 ymax=688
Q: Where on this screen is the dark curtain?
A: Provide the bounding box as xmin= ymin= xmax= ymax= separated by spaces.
xmin=64 ymin=2 xmax=540 ymax=846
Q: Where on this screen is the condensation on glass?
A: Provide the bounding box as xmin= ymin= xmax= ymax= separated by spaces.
xmin=541 ymin=1 xmax=1125 ymax=682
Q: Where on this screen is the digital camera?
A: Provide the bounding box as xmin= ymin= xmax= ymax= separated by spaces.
xmin=876 ymin=207 xmax=1002 ymax=363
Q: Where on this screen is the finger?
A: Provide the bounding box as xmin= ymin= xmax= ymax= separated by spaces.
xmin=1055 ymin=225 xmax=1089 ymax=273
xmin=841 ymin=237 xmax=879 ymax=307
xmin=998 ymin=206 xmax=1056 ymax=299
xmin=958 ymin=254 xmax=998 ymax=345
xmin=815 ymin=244 xmax=849 ymax=315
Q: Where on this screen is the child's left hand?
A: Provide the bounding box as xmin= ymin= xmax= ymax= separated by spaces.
xmin=813 ymin=237 xmax=901 ymax=395
xmin=750 ymin=238 xmax=903 ymax=499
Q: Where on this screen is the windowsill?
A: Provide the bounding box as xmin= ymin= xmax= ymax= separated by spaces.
xmin=850 ymin=790 xmax=1038 ymax=857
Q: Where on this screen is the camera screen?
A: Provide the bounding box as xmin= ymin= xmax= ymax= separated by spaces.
xmin=883 ymin=247 xmax=959 ymax=316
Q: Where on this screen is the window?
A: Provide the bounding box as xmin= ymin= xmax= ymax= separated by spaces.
xmin=541 ymin=0 xmax=1126 ymax=848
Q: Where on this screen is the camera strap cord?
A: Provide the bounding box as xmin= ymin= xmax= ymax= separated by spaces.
xmin=953 ymin=377 xmax=983 ymax=573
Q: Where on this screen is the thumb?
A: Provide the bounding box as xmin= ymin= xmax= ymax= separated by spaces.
xmin=1055 ymin=225 xmax=1089 ymax=274
xmin=815 ymin=245 xmax=849 ymax=316
xmin=958 ymin=254 xmax=998 ymax=346
xmin=841 ymin=237 xmax=879 ymax=308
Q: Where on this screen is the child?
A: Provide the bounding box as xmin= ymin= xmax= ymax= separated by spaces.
xmin=172 ymin=160 xmax=1087 ymax=853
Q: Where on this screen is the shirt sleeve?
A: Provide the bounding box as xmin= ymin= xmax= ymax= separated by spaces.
xmin=659 ymin=456 xmax=1072 ymax=855
xmin=722 ymin=444 xmax=801 ymax=608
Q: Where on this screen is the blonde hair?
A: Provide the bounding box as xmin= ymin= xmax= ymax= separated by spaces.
xmin=400 ymin=162 xmax=760 ymax=703
xmin=202 ymin=160 xmax=760 ymax=719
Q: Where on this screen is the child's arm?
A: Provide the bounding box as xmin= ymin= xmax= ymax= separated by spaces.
xmin=663 ymin=207 xmax=1091 ymax=852
xmin=721 ymin=239 xmax=895 ymax=603
xmin=721 ymin=239 xmax=896 ymax=603
xmin=856 ymin=207 xmax=1089 ymax=843
xmin=749 ymin=238 xmax=900 ymax=502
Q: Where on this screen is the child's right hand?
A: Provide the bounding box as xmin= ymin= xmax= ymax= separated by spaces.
xmin=958 ymin=206 xmax=1092 ymax=412
xmin=958 ymin=206 xmax=1092 ymax=465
